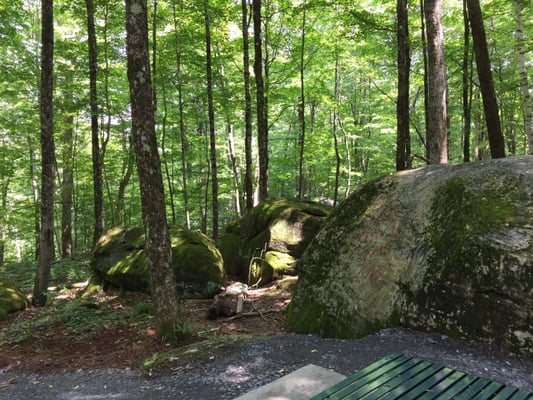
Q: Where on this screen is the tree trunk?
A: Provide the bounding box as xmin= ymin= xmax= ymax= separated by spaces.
xmin=462 ymin=0 xmax=473 ymax=162
xmin=466 ymin=0 xmax=505 ymax=158
xmin=171 ymin=0 xmax=191 ymax=229
xmin=514 ymin=0 xmax=533 ymax=155
xmin=85 ymin=0 xmax=105 ymax=247
xmin=333 ymin=55 xmax=341 ymax=206
xmin=241 ymin=0 xmax=254 ymax=211
xmin=28 ymin=137 xmax=40 ymax=259
xmin=125 ymin=0 xmax=181 ymax=339
xmin=33 ymin=0 xmax=55 ymax=307
xmin=396 ymin=0 xmax=411 ymax=171
xmin=424 ymin=0 xmax=448 ymax=164
xmin=61 ymin=115 xmax=74 ymax=257
xmin=227 ymin=121 xmax=243 ymax=217
xmin=253 ymin=0 xmax=269 ymax=202
xmin=205 ymin=1 xmax=218 ymax=239
xmin=0 ymin=177 xmax=10 ymax=265
xmin=297 ymin=1 xmax=307 ymax=200
xmin=420 ymin=0 xmax=430 ymax=159
xmin=115 ymin=135 xmax=134 ymax=225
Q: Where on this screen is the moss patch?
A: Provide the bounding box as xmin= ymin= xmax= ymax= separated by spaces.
xmin=0 ymin=279 xmax=28 ymax=317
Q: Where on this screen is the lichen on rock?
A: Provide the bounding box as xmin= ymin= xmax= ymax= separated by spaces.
xmin=287 ymin=156 xmax=533 ymax=354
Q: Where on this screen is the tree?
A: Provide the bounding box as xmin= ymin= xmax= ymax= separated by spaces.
xmin=424 ymin=0 xmax=448 ymax=164
xmin=61 ymin=115 xmax=74 ymax=257
xmin=125 ymin=0 xmax=181 ymax=339
xmin=462 ymin=0 xmax=473 ymax=162
xmin=466 ymin=0 xmax=505 ymax=159
xmin=85 ymin=0 xmax=105 ymax=246
xmin=33 ymin=0 xmax=56 ymax=307
xmin=396 ymin=0 xmax=411 ymax=171
xmin=204 ymin=0 xmax=219 ymax=239
xmin=253 ymin=0 xmax=269 ymax=201
xmin=241 ymin=0 xmax=254 ymax=211
xmin=514 ymin=0 xmax=533 ymax=155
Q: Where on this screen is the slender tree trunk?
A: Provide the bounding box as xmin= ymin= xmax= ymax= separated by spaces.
xmin=462 ymin=0 xmax=473 ymax=162
xmin=253 ymin=0 xmax=268 ymax=202
xmin=241 ymin=0 xmax=254 ymax=211
xmin=204 ymin=1 xmax=218 ymax=239
xmin=396 ymin=0 xmax=411 ymax=171
xmin=172 ymin=0 xmax=191 ymax=229
xmin=420 ymin=0 xmax=430 ymax=159
xmin=514 ymin=0 xmax=533 ymax=155
xmin=28 ymin=137 xmax=40 ymax=259
xmin=161 ymin=84 xmax=176 ymax=224
xmin=297 ymin=1 xmax=307 ymax=200
xmin=466 ymin=0 xmax=505 ymax=158
xmin=61 ymin=115 xmax=74 ymax=257
xmin=333 ymin=55 xmax=341 ymax=206
xmin=227 ymin=122 xmax=243 ymax=217
xmin=424 ymin=0 xmax=448 ymax=164
xmin=33 ymin=0 xmax=55 ymax=307
xmin=86 ymin=0 xmax=105 ymax=246
xmin=115 ymin=135 xmax=134 ymax=225
xmin=126 ymin=0 xmax=181 ymax=339
xmin=0 ymin=177 xmax=10 ymax=265
xmin=151 ymin=0 xmax=158 ymax=112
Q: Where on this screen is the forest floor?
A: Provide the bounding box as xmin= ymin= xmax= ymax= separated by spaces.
xmin=0 ymin=281 xmax=291 ymax=374
xmin=1 ymin=274 xmax=533 ymax=399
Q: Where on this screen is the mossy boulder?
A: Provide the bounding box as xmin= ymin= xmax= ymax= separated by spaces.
xmin=0 ymin=279 xmax=28 ymax=320
xmin=287 ymin=156 xmax=533 ymax=354
xmin=219 ymin=198 xmax=332 ymax=284
xmin=91 ymin=226 xmax=225 ymax=299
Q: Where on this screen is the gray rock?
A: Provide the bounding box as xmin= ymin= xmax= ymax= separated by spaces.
xmin=287 ymin=156 xmax=533 ymax=354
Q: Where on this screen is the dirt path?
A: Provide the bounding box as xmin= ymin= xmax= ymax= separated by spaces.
xmin=1 ymin=328 xmax=532 ymax=400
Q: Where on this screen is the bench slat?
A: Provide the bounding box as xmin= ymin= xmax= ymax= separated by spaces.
xmin=310 ymin=353 xmax=532 ymax=400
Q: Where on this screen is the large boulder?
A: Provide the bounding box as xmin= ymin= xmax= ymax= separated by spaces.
xmin=287 ymin=157 xmax=533 ymax=354
xmin=0 ymin=280 xmax=28 ymax=320
xmin=91 ymin=226 xmax=225 ymax=298
xmin=219 ymin=198 xmax=332 ymax=284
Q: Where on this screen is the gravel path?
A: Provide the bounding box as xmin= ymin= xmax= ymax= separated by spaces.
xmin=1 ymin=328 xmax=532 ymax=399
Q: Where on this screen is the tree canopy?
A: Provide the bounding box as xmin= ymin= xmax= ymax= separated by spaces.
xmin=0 ymin=0 xmax=531 ymax=262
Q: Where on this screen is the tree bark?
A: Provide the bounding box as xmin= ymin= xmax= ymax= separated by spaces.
xmin=33 ymin=0 xmax=55 ymax=307
xmin=125 ymin=0 xmax=181 ymax=339
xmin=424 ymin=0 xmax=448 ymax=164
xmin=396 ymin=0 xmax=411 ymax=171
xmin=241 ymin=0 xmax=254 ymax=211
xmin=297 ymin=1 xmax=307 ymax=200
xmin=514 ymin=0 xmax=533 ymax=155
xmin=462 ymin=0 xmax=472 ymax=162
xmin=85 ymin=0 xmax=105 ymax=247
xmin=204 ymin=1 xmax=218 ymax=239
xmin=171 ymin=0 xmax=191 ymax=229
xmin=466 ymin=0 xmax=505 ymax=158
xmin=253 ymin=0 xmax=269 ymax=202
xmin=61 ymin=115 xmax=74 ymax=257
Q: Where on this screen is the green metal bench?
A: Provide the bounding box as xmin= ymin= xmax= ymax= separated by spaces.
xmin=310 ymin=352 xmax=533 ymax=400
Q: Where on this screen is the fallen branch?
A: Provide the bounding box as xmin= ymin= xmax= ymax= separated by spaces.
xmin=222 ymin=309 xmax=278 ymax=322
xmin=0 ymin=377 xmax=18 ymax=388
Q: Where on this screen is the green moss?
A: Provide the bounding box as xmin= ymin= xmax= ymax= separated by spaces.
xmin=0 ymin=308 xmax=7 ymax=321
xmin=218 ymin=233 xmax=243 ymax=277
xmin=0 ymin=280 xmax=28 ymax=314
xmin=143 ymin=334 xmax=260 ymax=376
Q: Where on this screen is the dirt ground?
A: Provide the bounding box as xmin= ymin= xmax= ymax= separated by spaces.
xmin=0 ymin=284 xmax=291 ymax=374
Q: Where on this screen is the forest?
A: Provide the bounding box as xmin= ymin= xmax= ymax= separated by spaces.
xmin=0 ymin=0 xmax=532 ymax=265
